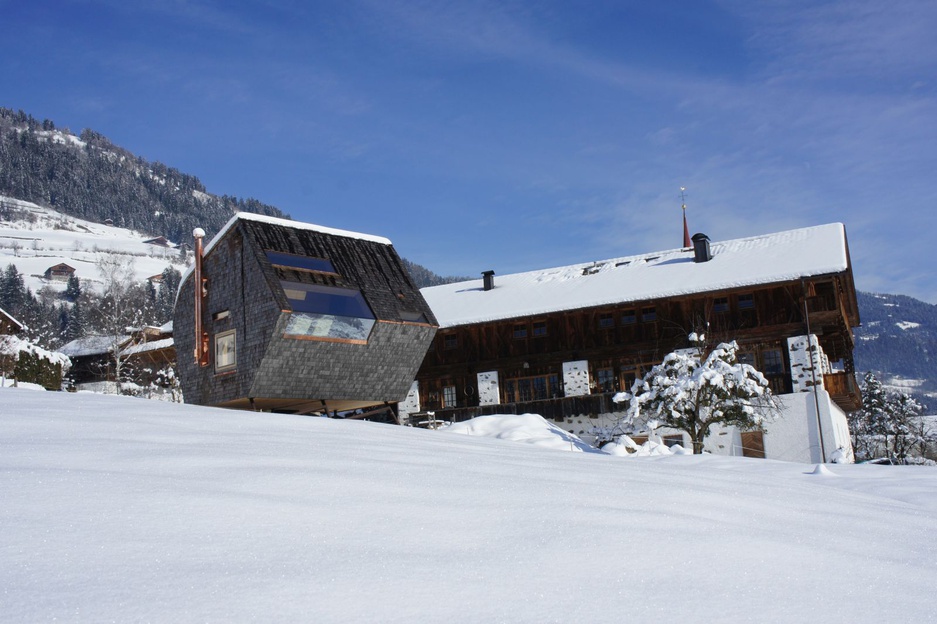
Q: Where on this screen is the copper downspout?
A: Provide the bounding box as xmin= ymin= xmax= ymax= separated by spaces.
xmin=193 ymin=228 xmax=210 ymax=366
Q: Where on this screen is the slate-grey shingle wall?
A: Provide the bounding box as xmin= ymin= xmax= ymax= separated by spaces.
xmin=175 ymin=225 xmax=282 ymax=406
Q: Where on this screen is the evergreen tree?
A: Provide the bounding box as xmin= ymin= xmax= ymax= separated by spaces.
xmin=64 ymin=274 xmax=81 ymax=302
xmin=0 ymin=263 xmax=27 ymax=313
xmin=852 ymin=372 xmax=929 ymax=462
xmin=613 ymin=337 xmax=781 ymax=454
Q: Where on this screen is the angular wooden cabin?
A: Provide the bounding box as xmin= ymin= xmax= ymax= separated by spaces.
xmin=174 ymin=213 xmax=437 ymax=416
xmin=409 ymin=223 xmax=861 ymax=462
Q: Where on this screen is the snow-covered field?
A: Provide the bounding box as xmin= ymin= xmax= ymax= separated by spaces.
xmin=3 ymin=388 xmax=937 ymax=622
xmin=0 ymin=197 xmax=186 ymax=295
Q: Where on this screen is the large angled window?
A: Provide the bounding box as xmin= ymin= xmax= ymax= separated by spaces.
xmin=281 ymin=281 xmax=375 ymax=341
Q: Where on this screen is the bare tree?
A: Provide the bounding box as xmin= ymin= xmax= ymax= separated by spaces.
xmin=89 ymin=255 xmax=151 ymax=393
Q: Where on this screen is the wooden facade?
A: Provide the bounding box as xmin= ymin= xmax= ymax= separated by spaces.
xmin=174 ymin=213 xmax=438 ymax=415
xmin=412 ymin=224 xmax=862 ymax=426
xmin=0 ymin=306 xmax=23 ymax=335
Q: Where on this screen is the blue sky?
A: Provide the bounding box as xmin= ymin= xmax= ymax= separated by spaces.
xmin=2 ymin=1 xmax=935 ymax=302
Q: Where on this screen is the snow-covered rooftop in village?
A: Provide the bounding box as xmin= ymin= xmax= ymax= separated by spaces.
xmin=423 ymin=223 xmax=850 ymax=328
xmin=58 ymin=335 xmax=120 ymax=357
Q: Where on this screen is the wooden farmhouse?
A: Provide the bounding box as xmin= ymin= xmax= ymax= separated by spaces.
xmin=43 ymin=263 xmax=76 ymax=281
xmin=174 ymin=213 xmax=438 ymax=418
xmin=407 ymin=223 xmax=861 ymax=463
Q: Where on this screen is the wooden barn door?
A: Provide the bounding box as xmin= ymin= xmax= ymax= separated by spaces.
xmin=740 ymin=431 xmax=766 ymax=458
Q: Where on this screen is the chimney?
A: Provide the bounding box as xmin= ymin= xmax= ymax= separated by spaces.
xmin=482 ymin=270 xmax=495 ymax=291
xmin=193 ymin=228 xmax=210 ymax=366
xmin=691 ymin=233 xmax=712 ymax=263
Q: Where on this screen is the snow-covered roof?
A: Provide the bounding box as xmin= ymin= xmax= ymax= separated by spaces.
xmin=204 ymin=212 xmax=392 ymax=257
xmin=58 ymin=335 xmax=122 ymax=357
xmin=423 ymin=223 xmax=851 ymax=328
xmin=0 ymin=306 xmax=24 ymax=331
xmin=121 ymin=337 xmax=174 ymax=357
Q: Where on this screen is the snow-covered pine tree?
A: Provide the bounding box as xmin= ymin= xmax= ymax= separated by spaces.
xmin=613 ymin=337 xmax=781 ymax=454
xmin=852 ymin=371 xmax=929 ymax=462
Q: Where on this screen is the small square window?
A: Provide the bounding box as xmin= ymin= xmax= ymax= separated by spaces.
xmin=532 ymin=321 xmax=547 ymax=337
xmin=596 ymin=368 xmax=615 ymax=392
xmin=214 ymin=330 xmax=236 ymax=373
xmin=714 ymin=297 xmax=729 ymax=313
xmin=598 ymin=313 xmax=614 ymax=329
xmin=641 ymin=307 xmax=657 ymax=322
xmin=761 ymin=349 xmax=784 ymax=375
xmin=443 ymin=334 xmax=458 ymax=350
xmin=621 ymin=310 xmax=636 ymax=325
xmin=738 ymin=294 xmax=755 ymax=310
xmin=513 ymin=324 xmax=528 ymax=339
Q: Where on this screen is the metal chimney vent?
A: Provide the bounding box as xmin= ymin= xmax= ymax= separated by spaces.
xmin=691 ymin=233 xmax=712 ymax=263
xmin=482 ymin=270 xmax=495 ymax=291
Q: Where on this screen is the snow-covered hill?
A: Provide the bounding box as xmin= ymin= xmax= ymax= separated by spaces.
xmin=2 ymin=387 xmax=936 ymax=622
xmin=0 ymin=196 xmax=188 ymax=296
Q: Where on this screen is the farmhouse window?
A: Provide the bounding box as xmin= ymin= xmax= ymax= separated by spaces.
xmin=214 ymin=330 xmax=236 ymax=373
xmin=663 ymin=434 xmax=685 ymax=449
xmin=738 ymin=293 xmax=755 ymax=310
xmin=280 ymin=281 xmax=375 ymax=342
xmin=621 ymin=310 xmax=636 ymax=325
xmin=619 ymin=367 xmax=638 ymax=392
xmin=761 ymin=349 xmax=784 ymax=375
xmin=513 ymin=324 xmax=528 ymax=339
xmin=641 ymin=307 xmax=657 ymax=322
xmin=503 ymin=374 xmax=561 ymax=403
xmin=532 ymin=321 xmax=547 ymax=337
xmin=595 ymin=368 xmax=615 ymax=392
xmin=598 ymin=313 xmax=614 ymax=329
xmin=442 ymin=385 xmax=458 ymax=408
xmin=713 ymin=297 xmax=729 ymax=313
xmin=443 ymin=334 xmax=458 ymax=349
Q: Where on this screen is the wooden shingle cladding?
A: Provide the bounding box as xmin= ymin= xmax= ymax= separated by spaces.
xmin=415 ymin=269 xmax=861 ymax=419
xmin=174 ymin=214 xmax=437 ymax=414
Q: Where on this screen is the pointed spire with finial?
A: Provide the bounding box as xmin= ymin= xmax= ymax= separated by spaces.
xmin=681 ymin=187 xmax=691 ymax=248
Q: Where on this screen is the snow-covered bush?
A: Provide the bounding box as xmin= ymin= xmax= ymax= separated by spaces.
xmin=0 ymin=334 xmax=71 ymax=389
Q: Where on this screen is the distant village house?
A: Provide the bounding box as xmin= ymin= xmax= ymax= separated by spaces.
xmin=43 ymin=262 xmax=75 ymax=281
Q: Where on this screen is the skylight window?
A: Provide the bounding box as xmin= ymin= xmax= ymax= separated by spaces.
xmin=266 ymin=251 xmax=336 ymax=274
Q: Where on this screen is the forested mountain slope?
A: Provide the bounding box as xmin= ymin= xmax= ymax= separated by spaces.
xmin=854 ymin=291 xmax=937 ymax=410
xmin=0 ymin=108 xmax=287 ymax=243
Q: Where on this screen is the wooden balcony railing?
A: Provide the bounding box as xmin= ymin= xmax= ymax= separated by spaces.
xmin=823 ymin=371 xmax=862 ymax=412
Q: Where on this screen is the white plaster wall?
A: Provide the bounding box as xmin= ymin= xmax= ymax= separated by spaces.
xmin=397 ymin=381 xmax=420 ymax=426
xmin=788 ymin=334 xmax=828 ymax=394
xmin=562 ymin=360 xmax=590 ymax=397
xmin=477 ymin=371 xmax=500 ymax=406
